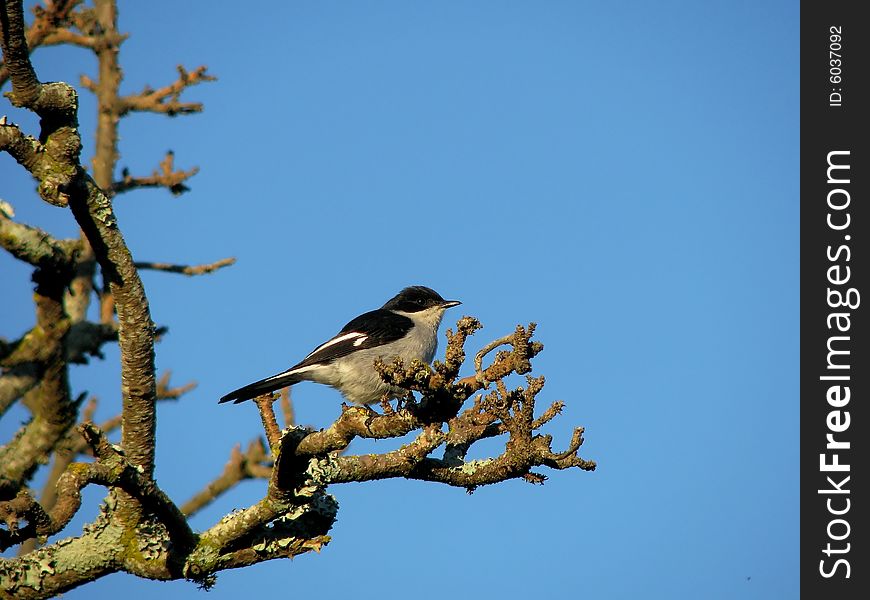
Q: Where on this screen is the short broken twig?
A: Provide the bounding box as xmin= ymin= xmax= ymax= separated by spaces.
xmin=253 ymin=393 xmax=282 ymax=456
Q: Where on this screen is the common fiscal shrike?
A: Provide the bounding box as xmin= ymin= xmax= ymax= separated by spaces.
xmin=219 ymin=286 xmax=461 ymax=405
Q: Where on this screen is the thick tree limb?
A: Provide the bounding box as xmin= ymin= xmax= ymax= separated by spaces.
xmin=0 ymin=211 xmax=80 ymax=270
xmin=0 ymin=120 xmax=48 ymax=182
xmin=0 ymin=0 xmax=82 ymax=86
xmin=2 ymin=0 xmax=158 ymax=493
xmin=1 ymin=423 xmax=194 ymax=554
xmin=0 ymin=0 xmax=41 ymax=105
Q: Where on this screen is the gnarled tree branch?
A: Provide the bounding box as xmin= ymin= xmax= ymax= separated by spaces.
xmin=2 ymin=2 xmax=595 ymax=597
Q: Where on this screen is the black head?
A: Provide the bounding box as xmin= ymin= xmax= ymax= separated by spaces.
xmin=382 ymin=286 xmax=461 ymax=313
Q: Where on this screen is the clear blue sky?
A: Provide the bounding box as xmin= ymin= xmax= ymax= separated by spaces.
xmin=1 ymin=1 xmax=798 ymax=598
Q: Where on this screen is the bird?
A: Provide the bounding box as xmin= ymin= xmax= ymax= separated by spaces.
xmin=219 ymin=286 xmax=461 ymax=405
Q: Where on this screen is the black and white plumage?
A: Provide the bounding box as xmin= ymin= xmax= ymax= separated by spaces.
xmin=219 ymin=286 xmax=461 ymax=405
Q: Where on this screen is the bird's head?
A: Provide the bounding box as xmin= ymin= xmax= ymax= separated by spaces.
xmin=382 ymin=286 xmax=461 ymax=314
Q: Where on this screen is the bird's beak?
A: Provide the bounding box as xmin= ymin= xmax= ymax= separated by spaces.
xmin=441 ymin=300 xmax=461 ymax=308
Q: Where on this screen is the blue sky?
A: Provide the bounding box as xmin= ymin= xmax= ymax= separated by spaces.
xmin=1 ymin=1 xmax=798 ymax=598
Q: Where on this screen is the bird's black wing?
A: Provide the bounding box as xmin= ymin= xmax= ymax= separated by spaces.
xmin=218 ymin=309 xmax=412 ymax=405
xmin=289 ymin=308 xmax=413 ymax=370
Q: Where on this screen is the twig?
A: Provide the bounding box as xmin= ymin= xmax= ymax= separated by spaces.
xmin=134 ymin=257 xmax=236 ymax=276
xmin=119 ymin=64 xmax=215 ymax=116
xmin=180 ymin=439 xmax=270 ymax=518
xmin=473 ymin=333 xmax=515 ymax=373
xmin=155 ymin=370 xmax=197 ymax=400
xmin=253 ymin=394 xmax=282 ymax=456
xmin=111 ymin=150 xmax=200 ymax=196
xmin=0 ymin=208 xmax=80 ymax=269
xmin=279 ymin=387 xmax=295 ymax=429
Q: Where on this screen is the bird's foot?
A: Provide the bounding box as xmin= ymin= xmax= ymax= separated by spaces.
xmin=379 ymin=394 xmax=395 ymax=415
xmin=363 ymin=404 xmax=380 ymax=433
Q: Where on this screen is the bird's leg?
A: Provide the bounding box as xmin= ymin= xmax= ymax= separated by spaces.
xmin=362 ymin=403 xmax=380 ymax=433
xmin=379 ymin=393 xmax=395 ymax=415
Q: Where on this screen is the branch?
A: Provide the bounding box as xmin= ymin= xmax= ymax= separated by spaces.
xmin=0 ymin=3 xmax=78 ymax=128
xmin=185 ymin=490 xmax=336 ymax=585
xmin=155 ymin=370 xmax=196 ymax=400
xmin=0 ymin=0 xmax=40 ymax=105
xmin=0 ymin=318 xmax=114 ymax=422
xmin=111 ymin=150 xmax=200 ymax=197
xmin=6 ymin=369 xmax=197 ymax=509
xmin=184 ymin=428 xmax=337 ymax=583
xmin=291 ymin=320 xmax=595 ymax=492
xmin=134 ymin=256 xmax=236 ymax=277
xmin=0 ymin=364 xmax=39 ymax=416
xmin=64 ymin=320 xmax=117 ymax=364
xmin=183 ymin=321 xmax=595 ymax=578
xmin=37 ymin=26 xmax=94 ymax=48
xmin=2 ymin=5 xmax=193 ymax=487
xmin=16 ymin=396 xmax=98 ymax=557
xmin=0 ymin=208 xmax=80 ymax=269
xmin=3 ymin=3 xmax=596 ymax=594
xmin=0 ymin=0 xmax=83 ymax=86
xmin=253 ymin=394 xmax=281 ymax=456
xmin=455 ymin=323 xmax=544 ymax=394
xmin=0 ymin=264 xmax=78 ymax=500
xmin=0 ymin=118 xmax=49 ymax=184
xmin=119 ymin=65 xmax=215 ymax=116
xmin=0 ymin=423 xmax=194 ymax=552
xmin=278 ymin=387 xmax=295 ymax=429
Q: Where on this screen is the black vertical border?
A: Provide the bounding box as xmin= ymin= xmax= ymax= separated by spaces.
xmin=801 ymin=1 xmax=867 ymax=597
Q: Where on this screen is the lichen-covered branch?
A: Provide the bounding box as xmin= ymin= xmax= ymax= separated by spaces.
xmin=0 ymin=206 xmax=81 ymax=270
xmin=0 ymin=264 xmax=77 ymax=500
xmin=291 ymin=319 xmax=595 ymax=492
xmin=2 ymin=0 xmax=158 ymax=513
xmin=0 ymin=424 xmax=193 ymax=552
xmin=2 ymin=2 xmax=594 ymax=597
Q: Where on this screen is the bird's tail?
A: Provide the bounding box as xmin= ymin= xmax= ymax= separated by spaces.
xmin=218 ymin=370 xmax=303 ymax=404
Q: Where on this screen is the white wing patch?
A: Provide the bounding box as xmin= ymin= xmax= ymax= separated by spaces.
xmin=353 ymin=336 xmax=368 ymax=347
xmin=261 ymin=363 xmax=323 ymax=382
xmin=305 ymin=331 xmax=367 ymax=359
xmin=285 ymin=364 xmax=321 ymax=376
xmin=262 ymin=372 xmax=288 ymax=382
